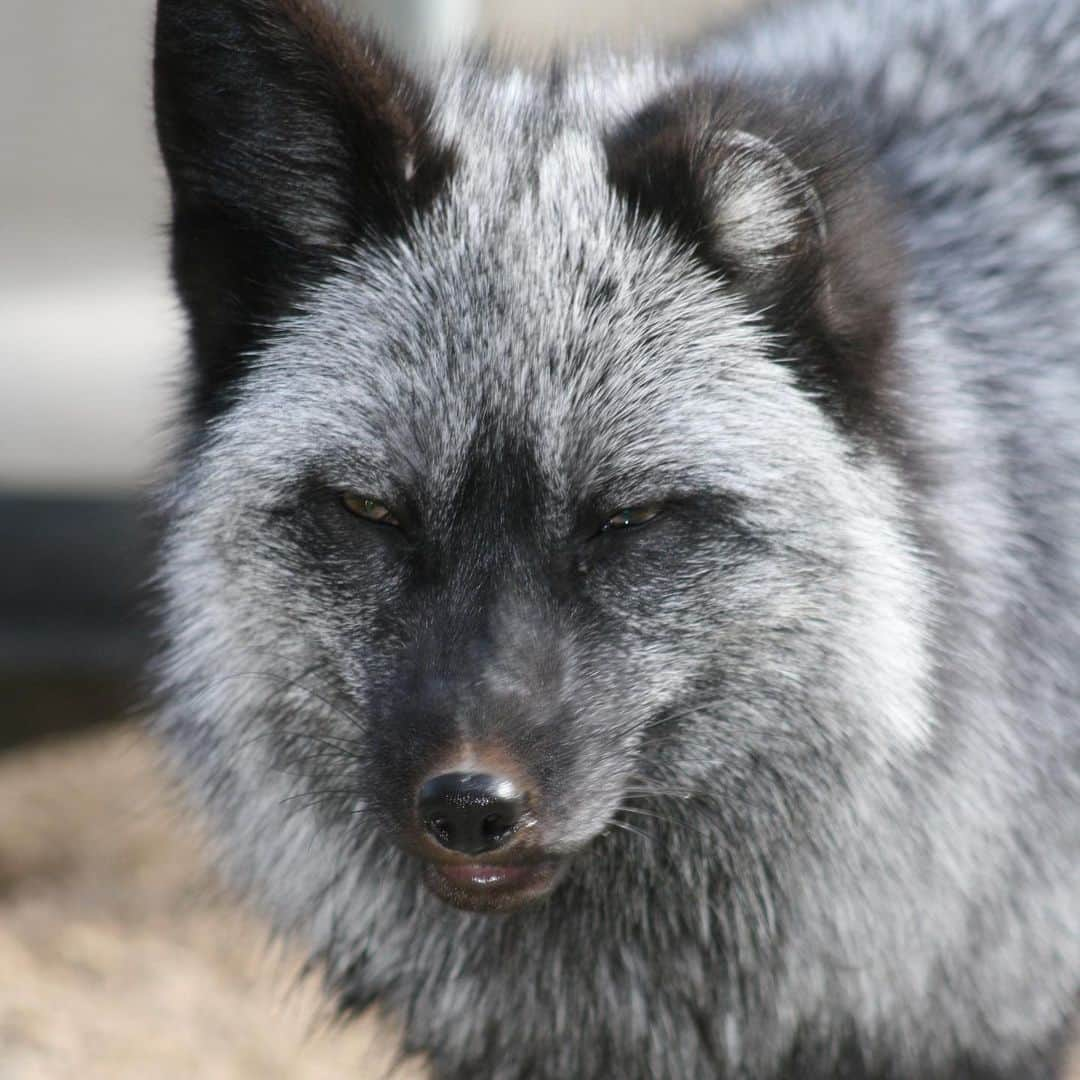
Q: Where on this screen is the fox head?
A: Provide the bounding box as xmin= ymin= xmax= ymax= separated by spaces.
xmin=155 ymin=0 xmax=930 ymax=930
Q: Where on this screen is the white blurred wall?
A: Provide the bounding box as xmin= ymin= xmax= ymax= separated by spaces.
xmin=0 ymin=0 xmax=737 ymax=494
xmin=480 ymin=0 xmax=743 ymax=46
xmin=2 ymin=0 xmax=178 ymax=493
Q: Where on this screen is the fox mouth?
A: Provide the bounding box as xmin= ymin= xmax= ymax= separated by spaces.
xmin=422 ymin=857 xmax=564 ymax=913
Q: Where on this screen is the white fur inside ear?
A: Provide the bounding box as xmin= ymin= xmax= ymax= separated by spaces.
xmin=707 ymin=130 xmax=826 ymax=273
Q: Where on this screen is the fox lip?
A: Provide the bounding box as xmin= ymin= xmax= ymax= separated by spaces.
xmin=421 ymin=857 xmax=564 ymax=913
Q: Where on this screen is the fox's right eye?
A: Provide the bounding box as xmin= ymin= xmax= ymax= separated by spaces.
xmin=599 ymin=505 xmax=663 ymax=533
xmin=341 ymin=493 xmax=401 ymax=528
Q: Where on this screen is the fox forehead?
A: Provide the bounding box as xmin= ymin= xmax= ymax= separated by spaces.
xmin=214 ymin=217 xmax=785 ymax=511
xmin=190 ymin=90 xmax=828 ymax=511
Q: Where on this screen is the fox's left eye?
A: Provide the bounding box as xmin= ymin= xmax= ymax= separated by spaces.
xmin=600 ymin=505 xmax=662 ymax=532
xmin=341 ymin=493 xmax=401 ymax=528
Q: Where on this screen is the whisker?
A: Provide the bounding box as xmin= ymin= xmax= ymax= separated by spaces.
xmin=616 ymin=804 xmax=716 ymax=843
xmin=210 ymin=669 xmax=365 ymax=732
xmin=280 ymin=788 xmax=365 ymax=805
xmin=604 ymin=818 xmax=652 ymax=843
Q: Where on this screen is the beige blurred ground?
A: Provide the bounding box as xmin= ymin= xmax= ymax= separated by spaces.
xmin=0 ymin=724 xmax=428 ymax=1079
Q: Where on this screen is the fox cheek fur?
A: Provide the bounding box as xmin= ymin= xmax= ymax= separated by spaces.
xmin=153 ymin=0 xmax=1079 ymax=1076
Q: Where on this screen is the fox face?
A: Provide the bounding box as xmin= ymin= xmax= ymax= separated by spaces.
xmin=155 ymin=0 xmax=929 ymax=919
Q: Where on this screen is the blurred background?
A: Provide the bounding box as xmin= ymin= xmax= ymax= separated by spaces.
xmin=1 ymin=2 xmax=745 ymax=1076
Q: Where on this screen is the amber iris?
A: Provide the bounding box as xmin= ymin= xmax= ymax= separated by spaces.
xmin=341 ymin=493 xmax=401 ymax=527
xmin=600 ymin=505 xmax=661 ymax=532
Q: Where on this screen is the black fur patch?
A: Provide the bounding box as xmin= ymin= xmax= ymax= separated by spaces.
xmin=605 ymin=84 xmax=903 ymax=446
xmin=154 ymin=0 xmax=455 ymax=420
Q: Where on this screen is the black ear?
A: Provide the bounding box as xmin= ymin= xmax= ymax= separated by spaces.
xmin=154 ymin=0 xmax=454 ymax=418
xmin=606 ymin=87 xmax=900 ymax=441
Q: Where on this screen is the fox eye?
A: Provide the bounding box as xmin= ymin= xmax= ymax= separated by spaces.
xmin=341 ymin=493 xmax=401 ymax=528
xmin=600 ymin=505 xmax=662 ymax=532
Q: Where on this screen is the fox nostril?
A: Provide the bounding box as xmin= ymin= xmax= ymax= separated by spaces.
xmin=418 ymin=772 xmax=527 ymax=856
xmin=429 ymin=815 xmax=454 ymax=848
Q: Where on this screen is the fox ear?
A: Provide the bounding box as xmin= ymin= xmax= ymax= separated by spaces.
xmin=694 ymin=129 xmax=828 ymax=303
xmin=606 ymin=88 xmax=899 ymax=439
xmin=154 ymin=0 xmax=453 ymax=417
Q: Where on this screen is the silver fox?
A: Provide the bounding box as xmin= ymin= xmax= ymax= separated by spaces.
xmin=153 ymin=0 xmax=1080 ymax=1075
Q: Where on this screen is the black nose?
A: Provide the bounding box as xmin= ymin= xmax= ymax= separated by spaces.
xmin=418 ymin=772 xmax=527 ymax=856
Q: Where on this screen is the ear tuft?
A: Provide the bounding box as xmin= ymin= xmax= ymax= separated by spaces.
xmin=154 ymin=0 xmax=455 ymax=418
